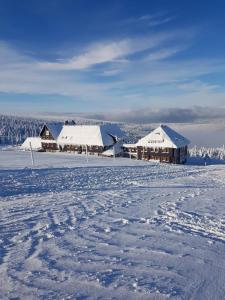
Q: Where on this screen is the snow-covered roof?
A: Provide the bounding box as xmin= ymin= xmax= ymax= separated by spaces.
xmin=136 ymin=125 xmax=190 ymax=148
xmin=102 ymin=141 xmax=123 ymax=157
xmin=123 ymin=144 xmax=137 ymax=148
xmin=57 ymin=124 xmax=124 ymax=147
xmin=21 ymin=137 xmax=42 ymax=151
xmin=40 ymin=123 xmax=63 ymax=140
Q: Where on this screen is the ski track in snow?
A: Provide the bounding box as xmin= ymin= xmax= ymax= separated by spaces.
xmin=1 ymin=151 xmax=225 ymax=299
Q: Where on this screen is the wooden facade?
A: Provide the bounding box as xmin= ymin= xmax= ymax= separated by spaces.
xmin=59 ymin=144 xmax=106 ymax=155
xmin=136 ymin=146 xmax=188 ymax=164
xmin=122 ymin=145 xmax=137 ymax=159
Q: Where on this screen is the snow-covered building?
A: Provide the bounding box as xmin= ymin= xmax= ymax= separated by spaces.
xmin=57 ymin=124 xmax=124 ymax=156
xmin=39 ymin=123 xmax=63 ymax=152
xmin=21 ymin=137 xmax=42 ymax=151
xmin=124 ymin=125 xmax=190 ymax=164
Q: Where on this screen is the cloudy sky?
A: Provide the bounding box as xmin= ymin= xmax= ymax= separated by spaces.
xmin=0 ymin=0 xmax=225 ymax=120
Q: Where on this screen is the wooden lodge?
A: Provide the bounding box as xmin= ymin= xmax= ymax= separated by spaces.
xmin=57 ymin=124 xmax=124 ymax=156
xmin=22 ymin=122 xmax=190 ymax=164
xmin=124 ymin=125 xmax=189 ymax=164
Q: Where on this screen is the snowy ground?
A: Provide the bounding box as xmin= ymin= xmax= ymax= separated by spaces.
xmin=1 ymin=150 xmax=225 ymax=299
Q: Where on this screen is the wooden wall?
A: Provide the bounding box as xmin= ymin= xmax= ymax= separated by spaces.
xmin=135 ymin=146 xmax=188 ymax=164
xmin=59 ymin=144 xmax=105 ymax=155
xmin=41 ymin=142 xmax=58 ymax=151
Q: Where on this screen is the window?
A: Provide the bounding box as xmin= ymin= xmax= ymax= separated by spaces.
xmin=162 ymin=148 xmax=169 ymax=153
xmin=150 ymin=147 xmax=159 ymax=153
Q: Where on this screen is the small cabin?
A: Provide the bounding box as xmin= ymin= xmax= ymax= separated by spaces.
xmin=40 ymin=123 xmax=63 ymax=152
xmin=124 ymin=125 xmax=189 ymax=164
xmin=21 ymin=137 xmax=42 ymax=151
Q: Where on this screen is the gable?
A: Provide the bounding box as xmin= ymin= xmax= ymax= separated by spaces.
xmin=40 ymin=125 xmax=54 ymax=140
xmin=40 ymin=123 xmax=63 ymax=140
xmin=137 ymin=125 xmax=189 ymax=148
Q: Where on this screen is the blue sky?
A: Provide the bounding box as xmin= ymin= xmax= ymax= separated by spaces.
xmin=0 ymin=0 xmax=225 ymax=116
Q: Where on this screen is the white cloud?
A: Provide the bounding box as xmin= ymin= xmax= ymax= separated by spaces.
xmin=0 ymin=34 xmax=225 ymax=111
xmin=176 ymin=81 xmax=220 ymax=92
xmin=70 ymin=105 xmax=225 ymax=124
xmin=146 ymin=46 xmax=185 ymax=61
xmin=122 ymin=12 xmax=174 ymax=27
xmin=147 ymin=16 xmax=175 ymax=27
xmin=38 ymin=31 xmax=182 ymax=71
xmin=102 ymin=69 xmax=122 ymax=76
xmin=39 ymin=41 xmax=132 ymax=70
xmin=113 ymin=58 xmax=225 ymax=88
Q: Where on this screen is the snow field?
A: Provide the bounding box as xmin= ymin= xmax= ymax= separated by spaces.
xmin=1 ymin=150 xmax=225 ymax=299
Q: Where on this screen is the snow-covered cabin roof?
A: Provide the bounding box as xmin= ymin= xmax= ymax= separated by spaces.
xmin=40 ymin=123 xmax=63 ymax=140
xmin=57 ymin=124 xmax=124 ymax=147
xmin=21 ymin=137 xmax=42 ymax=151
xmin=136 ymin=125 xmax=190 ymax=148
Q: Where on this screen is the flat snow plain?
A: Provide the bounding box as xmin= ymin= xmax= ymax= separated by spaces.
xmin=1 ymin=150 xmax=225 ymax=300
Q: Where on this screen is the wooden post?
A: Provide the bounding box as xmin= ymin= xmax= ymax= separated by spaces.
xmin=113 ymin=145 xmax=116 ymax=160
xmin=86 ymin=144 xmax=88 ymax=163
xmin=29 ymin=142 xmax=34 ymax=167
